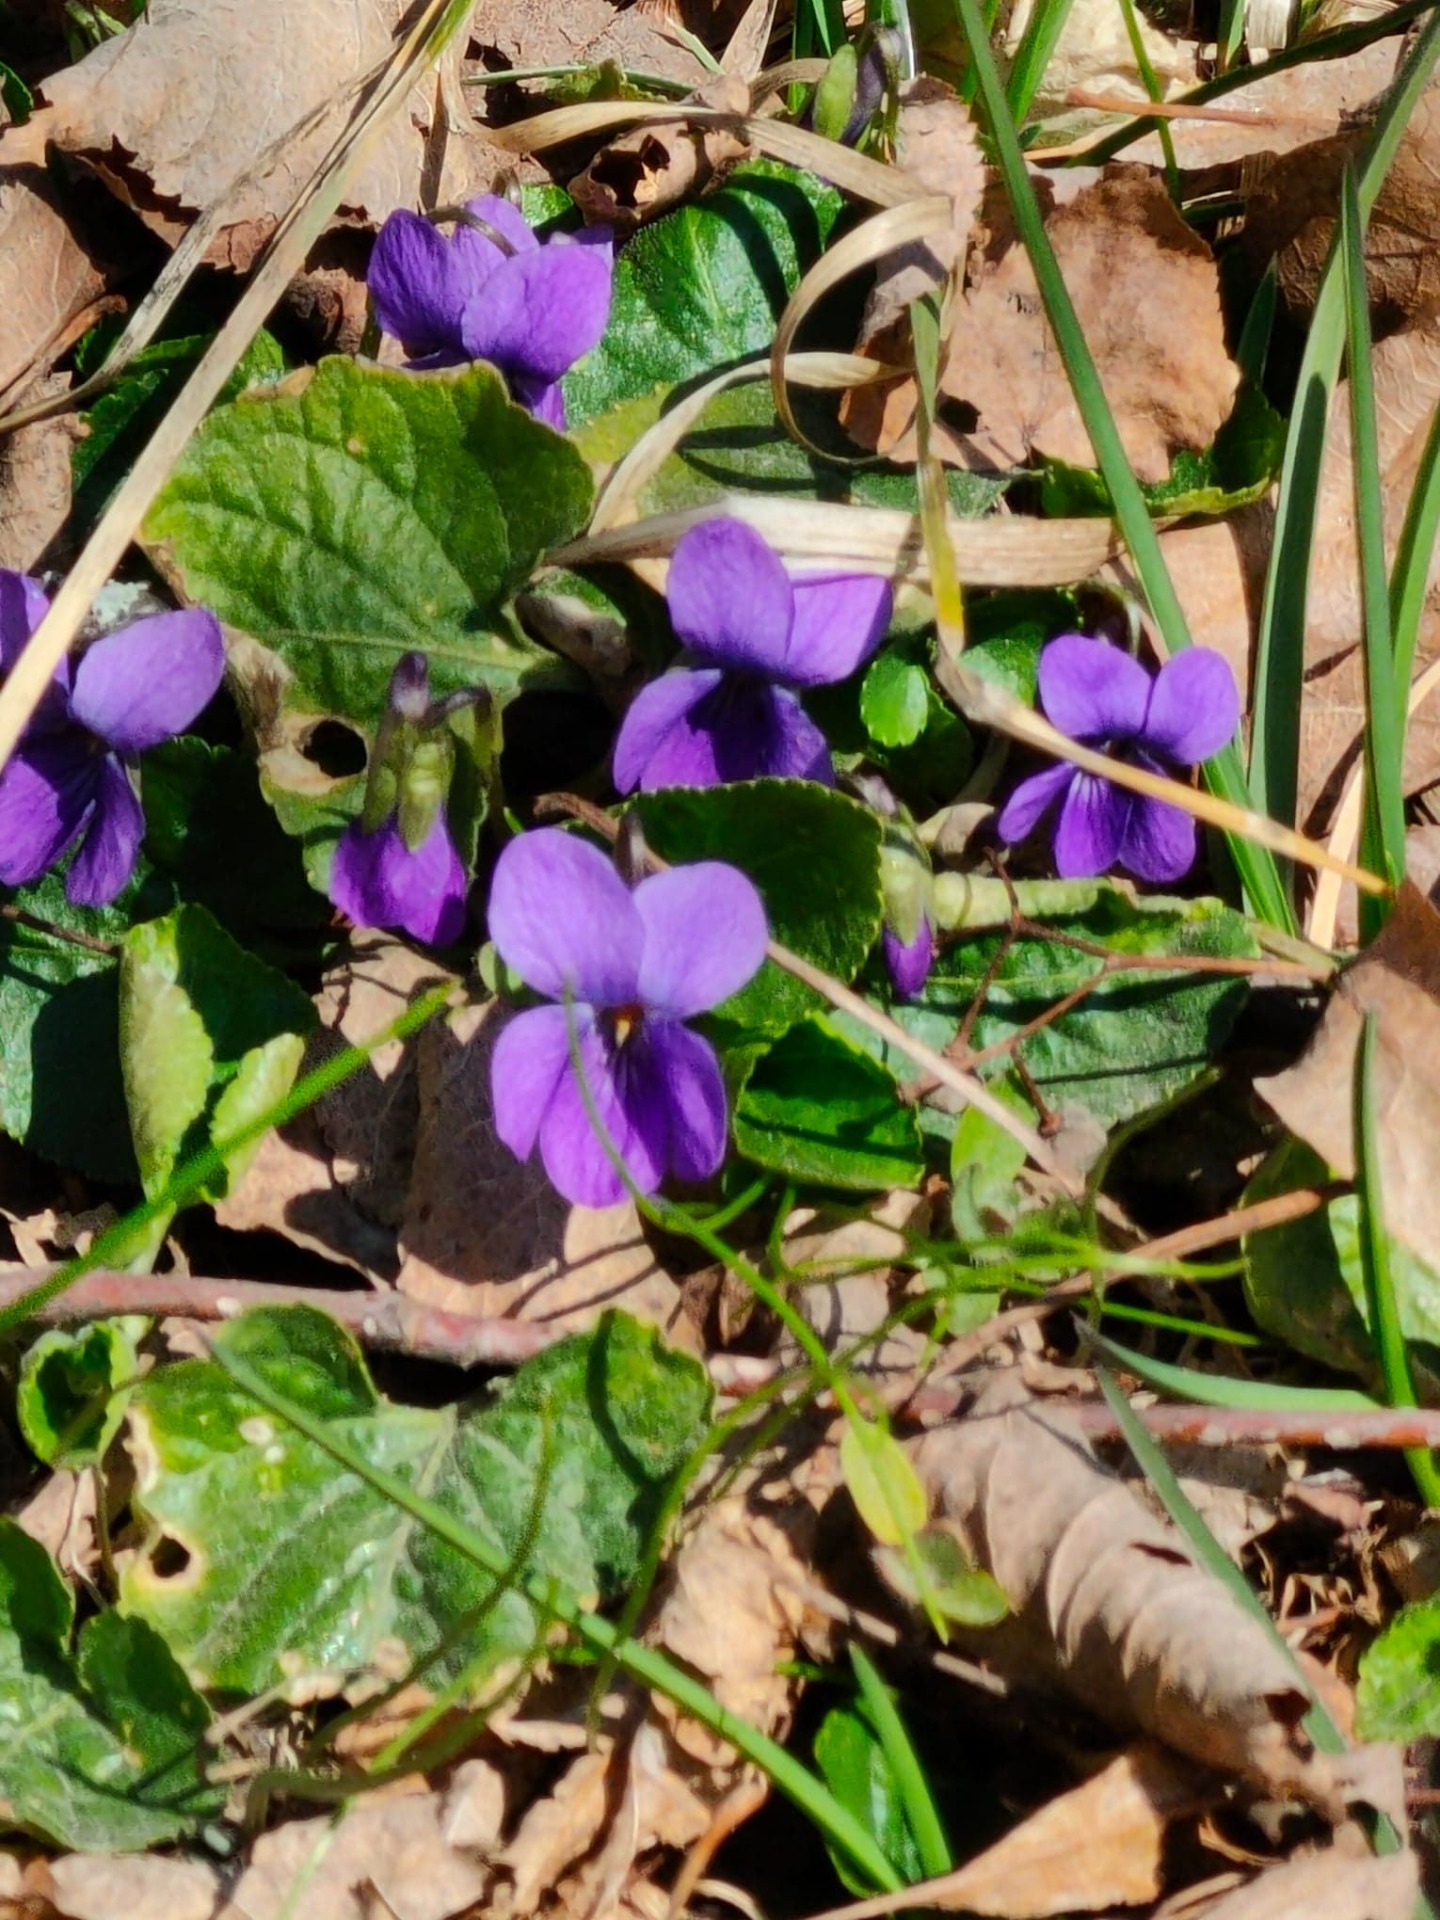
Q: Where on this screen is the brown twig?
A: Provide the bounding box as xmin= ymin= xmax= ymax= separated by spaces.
xmin=0 ymin=903 xmax=119 ymax=956
xmin=1070 ymin=1400 xmax=1440 ymax=1451
xmin=1137 ymin=1187 xmax=1333 ymax=1263
xmin=0 ymin=1267 xmax=556 ymax=1367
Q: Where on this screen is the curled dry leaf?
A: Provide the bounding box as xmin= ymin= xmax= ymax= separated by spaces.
xmin=0 ymin=168 xmax=110 ymax=401
xmin=494 ymin=1727 xmax=709 ymax=1920
xmin=4 ymin=0 xmax=510 ymax=273
xmin=569 ymin=74 xmax=750 ymax=231
xmin=652 ymin=1489 xmax=827 ymax=1770
xmin=396 ymin=999 xmax=697 ymax=1341
xmin=1185 ymin=1840 xmax=1417 ymax=1920
xmin=906 ymin=1373 xmax=1347 ymax=1806
xmin=809 ymin=1742 xmax=1209 ymax=1920
xmin=1257 ymin=881 xmax=1440 ymax=1275
xmin=848 ymin=168 xmax=1238 ymax=482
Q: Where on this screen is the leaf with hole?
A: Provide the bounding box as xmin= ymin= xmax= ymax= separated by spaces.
xmin=120 ymin=1307 xmax=710 ymax=1696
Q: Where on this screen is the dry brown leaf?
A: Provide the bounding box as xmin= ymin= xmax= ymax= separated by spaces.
xmin=569 ymin=74 xmax=750 ymax=230
xmin=396 ymin=998 xmax=696 ymax=1341
xmin=4 ymin=0 xmax=510 ymax=273
xmin=860 ymin=77 xmax=985 ymax=341
xmin=810 ymin=1742 xmax=1207 ymax=1920
xmin=494 ymin=1730 xmax=708 ymax=1920
xmin=1242 ymin=87 xmax=1440 ymax=333
xmin=39 ymin=1854 xmax=220 ymax=1920
xmin=467 ymin=0 xmax=705 ymax=89
xmin=849 ymin=168 xmax=1237 ymax=481
xmin=216 ymin=936 xmax=454 ymax=1280
xmin=214 ymin=1793 xmax=490 ymax=1920
xmin=780 ymin=1190 xmax=931 ymax=1381
xmin=0 ymin=168 xmax=110 ymax=401
xmin=907 ymin=1373 xmax=1348 ymax=1806
xmin=653 ymin=1490 xmax=823 ymax=1770
xmin=0 ymin=377 xmax=80 ymax=573
xmin=1257 ymin=880 xmax=1440 ymax=1273
xmin=1188 ymin=1842 xmax=1417 ymax=1920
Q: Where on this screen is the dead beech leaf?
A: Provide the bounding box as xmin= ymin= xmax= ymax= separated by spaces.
xmin=1005 ymin=0 xmax=1194 ymax=116
xmin=1190 ymin=1843 xmax=1417 ymax=1920
xmin=810 ymin=1742 xmax=1207 ymax=1920
xmin=213 ymin=1793 xmax=490 ymax=1920
xmin=0 ymin=379 xmax=80 ymax=573
xmin=467 ymin=0 xmax=705 ymax=89
xmin=39 ymin=1855 xmax=220 ymax=1920
xmin=8 ymin=0 xmax=509 ymax=273
xmin=0 ymin=168 xmax=110 ymax=401
xmin=907 ymin=1374 xmax=1343 ymax=1806
xmin=1257 ymin=881 xmax=1440 ymax=1274
xmin=850 ymin=169 xmax=1238 ymax=481
xmin=216 ymin=936 xmax=455 ymax=1281
xmin=781 ymin=1190 xmax=931 ymax=1381
xmin=865 ymin=77 xmax=985 ymax=338
xmin=495 ymin=1730 xmax=708 ymax=1920
xmin=653 ymin=1491 xmax=824 ymax=1769
xmin=570 ymin=73 xmax=749 ymax=230
xmin=397 ymin=998 xmax=697 ymax=1342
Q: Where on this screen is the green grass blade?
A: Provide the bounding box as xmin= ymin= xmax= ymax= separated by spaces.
xmin=849 ymin=1642 xmax=953 ymax=1879
xmin=1248 ymin=6 xmax=1440 ymax=835
xmin=1005 ymin=0 xmax=1078 ymax=124
xmin=1236 ymin=266 xmax=1277 ymax=388
xmin=1354 ymin=1011 xmax=1440 ymax=1505
xmin=952 ymin=0 xmax=1292 ymax=931
xmin=210 ymin=1337 xmax=904 ymax=1893
xmin=1084 ymin=1326 xmax=1380 ymax=1411
xmin=1388 ymin=394 xmax=1440 ymax=726
xmin=1339 ymin=165 xmax=1406 ymax=930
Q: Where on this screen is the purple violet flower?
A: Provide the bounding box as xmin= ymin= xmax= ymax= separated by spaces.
xmin=367 ymin=196 xmax=614 ymax=428
xmin=0 ymin=571 xmax=224 ymax=907
xmin=488 ymin=828 xmax=768 ymax=1208
xmin=996 ymin=634 xmax=1240 ymax=884
xmin=612 ymin=518 xmax=893 ymax=792
xmin=883 ymin=917 xmax=934 ymax=1000
xmin=330 ymin=812 xmax=467 ymax=947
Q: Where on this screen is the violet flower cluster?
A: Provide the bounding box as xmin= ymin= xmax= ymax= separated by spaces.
xmin=368 ymin=196 xmax=613 ymax=428
xmin=996 ymin=634 xmax=1239 ymax=883
xmin=488 ymin=830 xmax=767 ymax=1207
xmin=0 ymin=572 xmax=224 ymax=907
xmin=613 ymin=517 xmax=892 ymax=792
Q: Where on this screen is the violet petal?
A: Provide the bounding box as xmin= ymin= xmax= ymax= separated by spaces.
xmin=517 ymin=377 xmax=567 ymax=429
xmin=538 ymin=1023 xmax=668 ymax=1207
xmin=994 ymin=759 xmax=1075 ymax=845
xmin=1038 ymin=634 xmax=1150 ymax=744
xmin=491 ymin=1003 xmax=579 ymax=1162
xmin=642 ymin=1019 xmax=728 ymax=1183
xmin=883 ymin=918 xmax=934 ymax=1000
xmin=463 ymin=195 xmax=539 ymax=256
xmin=0 ymin=570 xmax=48 ymax=673
xmin=1143 ymin=648 xmax=1240 ymax=766
xmin=1053 ymin=769 xmax=1126 ymax=877
xmin=67 ymin=755 xmax=143 ymax=906
xmin=70 ymin=609 xmax=225 ymax=753
xmin=666 ymin=518 xmax=795 ymax=676
xmin=368 ymin=212 xmax=475 ymax=359
xmin=612 ymin=667 xmax=723 ymax=794
xmin=488 ymin=828 xmax=643 ymax=1008
xmin=461 ymin=241 xmax=614 ymax=385
xmin=0 ymin=737 xmax=98 ymax=887
xmin=783 ymin=572 xmax=892 ymax=687
xmin=1118 ymin=791 xmax=1198 ymax=883
xmin=331 ymin=814 xmax=467 ymax=944
xmin=634 ymin=861 xmax=768 ymax=1018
